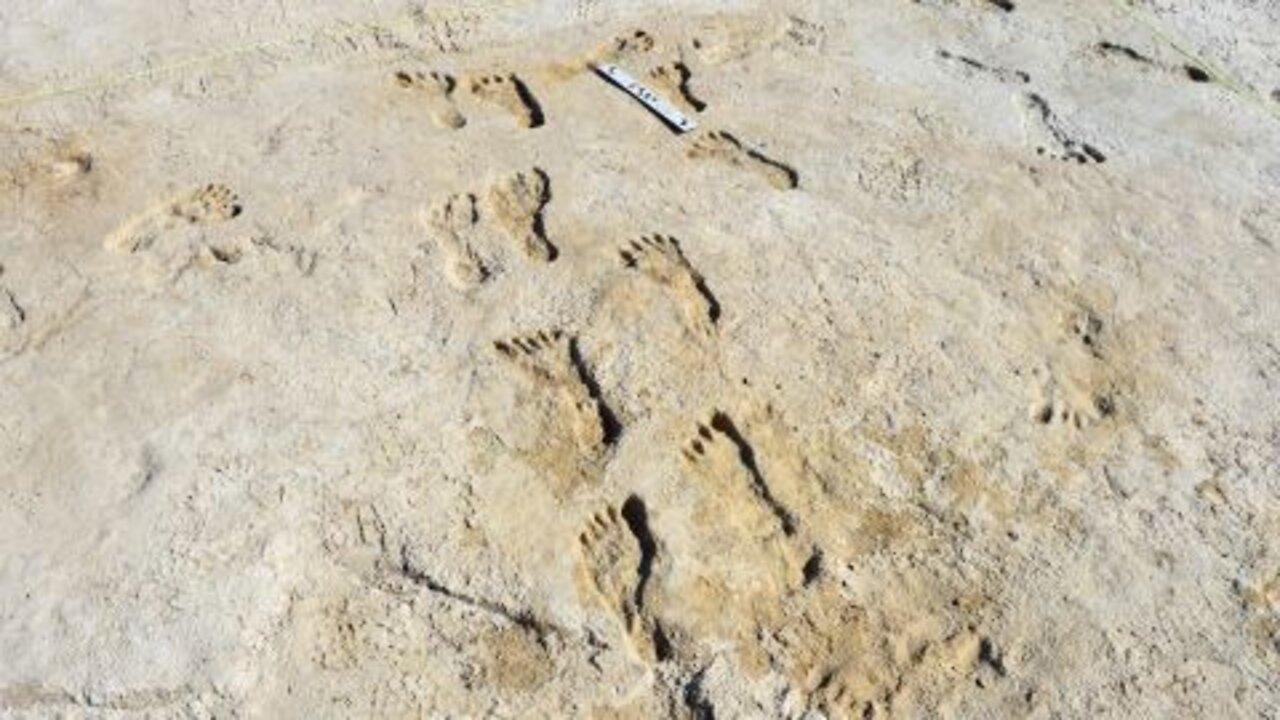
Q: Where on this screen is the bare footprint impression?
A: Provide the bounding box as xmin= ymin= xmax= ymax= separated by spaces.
xmin=619 ymin=233 xmax=719 ymax=337
xmin=687 ymin=130 xmax=799 ymax=190
xmin=647 ymin=62 xmax=707 ymax=115
xmin=467 ymin=73 xmax=545 ymax=128
xmin=493 ymin=329 xmax=614 ymax=455
xmin=681 ymin=412 xmax=796 ymax=540
xmin=488 ymin=168 xmax=555 ymax=261
xmin=394 ymin=69 xmax=466 ymax=129
xmin=490 ymin=329 xmax=620 ymax=497
xmin=680 ymin=411 xmax=805 ymax=589
xmin=423 ymin=192 xmax=487 ymax=289
xmin=576 ymin=497 xmax=671 ymax=663
xmin=423 ymin=167 xmax=555 ymax=290
xmin=1031 ymin=378 xmax=1116 ymax=431
xmin=105 ymin=183 xmax=243 ymax=254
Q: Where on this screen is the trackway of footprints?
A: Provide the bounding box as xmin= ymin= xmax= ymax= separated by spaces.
xmin=408 ymin=33 xmax=841 ymax=705
xmin=94 ymin=13 xmax=1167 ymax=286
xmin=84 ymin=22 xmax=1179 ymax=713
xmin=394 ymin=69 xmax=544 ymax=129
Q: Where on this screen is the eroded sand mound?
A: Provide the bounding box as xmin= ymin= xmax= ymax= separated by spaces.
xmin=1 ymin=0 xmax=1278 ymax=717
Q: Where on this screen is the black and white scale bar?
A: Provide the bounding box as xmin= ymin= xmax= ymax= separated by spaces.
xmin=592 ymin=63 xmax=697 ymax=134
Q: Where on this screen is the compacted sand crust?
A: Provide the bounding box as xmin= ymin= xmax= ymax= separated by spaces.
xmin=1 ymin=0 xmax=1279 ymax=717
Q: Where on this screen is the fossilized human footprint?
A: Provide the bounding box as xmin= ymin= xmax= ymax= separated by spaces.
xmin=395 ymin=69 xmax=466 ymax=129
xmin=620 ymin=233 xmax=719 ymax=336
xmin=687 ymin=130 xmax=799 ymax=189
xmin=576 ymin=498 xmax=669 ymax=663
xmin=467 ymin=73 xmax=545 ymax=128
xmin=488 ymin=168 xmax=555 ymax=261
xmin=105 ymin=183 xmax=243 ymax=254
xmin=424 ymin=192 xmax=488 ymax=289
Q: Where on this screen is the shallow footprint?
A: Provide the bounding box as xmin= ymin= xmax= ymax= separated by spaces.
xmin=619 ymin=233 xmax=718 ymax=337
xmin=687 ymin=130 xmax=798 ymax=190
xmin=105 ymin=183 xmax=242 ymax=253
xmin=467 ymin=73 xmax=545 ymax=128
xmin=576 ymin=498 xmax=667 ymax=663
xmin=394 ymin=69 xmax=466 ymax=129
xmin=488 ymin=168 xmax=555 ymax=261
xmin=1030 ymin=377 xmax=1116 ymax=431
xmin=424 ymin=192 xmax=487 ymax=289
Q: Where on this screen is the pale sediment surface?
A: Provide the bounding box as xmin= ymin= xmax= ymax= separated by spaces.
xmin=1 ymin=1 xmax=1278 ymax=717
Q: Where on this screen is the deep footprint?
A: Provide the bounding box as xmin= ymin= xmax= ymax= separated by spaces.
xmin=576 ymin=496 xmax=670 ymax=663
xmin=467 ymin=73 xmax=545 ymax=128
xmin=681 ymin=411 xmax=797 ymax=538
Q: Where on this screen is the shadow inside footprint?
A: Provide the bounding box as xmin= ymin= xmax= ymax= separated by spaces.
xmin=568 ymin=337 xmax=621 ymax=444
xmin=511 ymin=76 xmax=546 ymax=128
xmin=620 ymin=495 xmax=658 ymax=607
xmin=708 ymin=411 xmax=797 ymax=535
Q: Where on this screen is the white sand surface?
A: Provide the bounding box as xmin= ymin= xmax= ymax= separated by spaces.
xmin=1 ymin=1 xmax=1278 ymax=717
